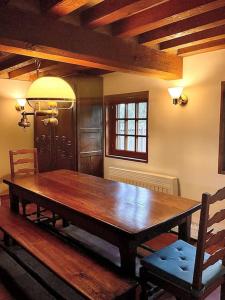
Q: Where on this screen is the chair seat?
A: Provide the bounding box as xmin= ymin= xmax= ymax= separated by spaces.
xmin=141 ymin=240 xmax=225 ymax=289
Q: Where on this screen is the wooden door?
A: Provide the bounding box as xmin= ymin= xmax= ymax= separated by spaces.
xmin=76 ymin=76 xmax=103 ymax=177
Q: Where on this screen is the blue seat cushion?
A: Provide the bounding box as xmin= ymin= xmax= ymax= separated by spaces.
xmin=141 ymin=240 xmax=225 ymax=289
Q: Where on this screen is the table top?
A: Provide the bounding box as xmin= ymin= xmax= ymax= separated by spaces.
xmin=4 ymin=169 xmax=200 ymax=235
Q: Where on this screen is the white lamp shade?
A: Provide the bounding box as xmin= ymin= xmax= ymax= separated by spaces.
xmin=26 ymin=76 xmax=76 ymax=102
xmin=168 ymin=87 xmax=183 ymax=99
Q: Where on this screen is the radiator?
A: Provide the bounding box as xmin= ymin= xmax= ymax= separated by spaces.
xmin=106 ymin=167 xmax=178 ymax=196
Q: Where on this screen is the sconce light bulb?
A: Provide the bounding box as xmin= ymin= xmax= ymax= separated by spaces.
xmin=15 ymin=98 xmax=27 ymax=111
xmin=17 ymin=98 xmax=26 ymax=107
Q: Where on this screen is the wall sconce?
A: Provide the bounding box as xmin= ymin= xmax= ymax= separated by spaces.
xmin=168 ymin=87 xmax=188 ymax=105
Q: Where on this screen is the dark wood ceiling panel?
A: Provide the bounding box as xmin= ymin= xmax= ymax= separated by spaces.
xmin=8 ymin=60 xmax=58 ymax=79
xmin=81 ymin=0 xmax=167 ymax=28
xmin=29 ymin=63 xmax=85 ymax=81
xmin=40 ymin=0 xmax=91 ymax=17
xmin=160 ymin=25 xmax=225 ymax=51
xmin=0 ymin=7 xmax=183 ymax=79
xmin=0 ymin=0 xmax=9 ymax=6
xmin=138 ymin=7 xmax=225 ymax=45
xmin=0 ymin=55 xmax=33 ymax=73
xmin=0 ymin=51 xmax=12 ymax=62
xmin=178 ymin=38 xmax=225 ymax=56
xmin=112 ymin=0 xmax=225 ymax=37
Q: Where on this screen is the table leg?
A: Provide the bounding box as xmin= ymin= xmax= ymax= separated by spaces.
xmin=9 ymin=188 xmax=19 ymax=213
xmin=178 ymin=215 xmax=191 ymax=242
xmin=119 ymin=243 xmax=137 ymax=277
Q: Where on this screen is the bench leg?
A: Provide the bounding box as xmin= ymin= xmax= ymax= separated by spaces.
xmin=121 ymin=287 xmax=136 ymax=300
xmin=62 ymin=218 xmax=69 ymax=227
xmin=3 ymin=233 xmax=13 ymax=247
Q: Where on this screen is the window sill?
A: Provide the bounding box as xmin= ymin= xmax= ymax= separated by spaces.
xmin=105 ymin=153 xmax=148 ymax=163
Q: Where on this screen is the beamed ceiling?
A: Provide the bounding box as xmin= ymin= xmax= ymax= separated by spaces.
xmin=0 ymin=0 xmax=225 ymax=81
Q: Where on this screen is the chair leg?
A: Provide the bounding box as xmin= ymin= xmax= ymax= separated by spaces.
xmin=52 ymin=213 xmax=56 ymax=227
xmin=36 ymin=205 xmax=41 ymax=218
xmin=221 ymin=277 xmax=225 ymax=300
xmin=139 ymin=267 xmax=151 ymax=300
xmin=22 ymin=202 xmax=26 ymax=216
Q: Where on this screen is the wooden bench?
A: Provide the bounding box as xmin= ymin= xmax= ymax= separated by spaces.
xmin=0 ymin=207 xmax=137 ymax=300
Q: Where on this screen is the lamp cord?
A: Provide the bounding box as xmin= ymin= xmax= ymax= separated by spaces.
xmin=35 ymin=59 xmax=41 ymax=78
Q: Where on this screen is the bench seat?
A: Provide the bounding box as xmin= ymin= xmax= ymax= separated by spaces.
xmin=0 ymin=207 xmax=137 ymax=300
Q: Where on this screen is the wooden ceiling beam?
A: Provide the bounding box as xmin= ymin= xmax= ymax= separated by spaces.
xmin=40 ymin=0 xmax=91 ymax=17
xmin=0 ymin=55 xmax=33 ymax=73
xmin=82 ymin=0 xmax=167 ymax=29
xmin=139 ymin=7 xmax=225 ymax=45
xmin=8 ymin=60 xmax=58 ymax=79
xmin=178 ymin=38 xmax=225 ymax=56
xmin=0 ymin=7 xmax=183 ymax=79
xmin=160 ymin=25 xmax=225 ymax=51
xmin=112 ymin=0 xmax=225 ymax=37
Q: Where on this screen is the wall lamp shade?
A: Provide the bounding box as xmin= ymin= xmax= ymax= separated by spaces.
xmin=168 ymin=87 xmax=188 ymax=105
xmin=26 ymin=76 xmax=76 ymax=102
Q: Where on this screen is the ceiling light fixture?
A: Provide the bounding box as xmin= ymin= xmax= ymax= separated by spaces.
xmin=16 ymin=60 xmax=76 ymax=128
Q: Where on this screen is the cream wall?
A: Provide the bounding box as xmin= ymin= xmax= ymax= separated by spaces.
xmin=104 ymin=49 xmax=225 ymax=201
xmin=0 ymin=79 xmax=33 ymax=194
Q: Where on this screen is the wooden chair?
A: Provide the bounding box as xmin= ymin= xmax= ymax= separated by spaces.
xmin=9 ymin=149 xmax=42 ymax=217
xmin=140 ymin=187 xmax=225 ymax=300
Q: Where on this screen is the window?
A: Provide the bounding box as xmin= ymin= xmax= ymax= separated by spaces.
xmin=218 ymin=82 xmax=225 ymax=174
xmin=105 ymin=91 xmax=148 ymax=162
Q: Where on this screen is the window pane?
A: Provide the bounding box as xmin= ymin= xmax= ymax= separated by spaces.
xmin=117 ymin=103 xmax=125 ymax=118
xmin=138 ymin=102 xmax=147 ymax=118
xmin=127 ymin=120 xmax=135 ymax=135
xmin=116 ymin=120 xmax=125 ymax=134
xmin=138 ymin=120 xmax=146 ymax=136
xmin=137 ymin=137 xmax=146 ymax=152
xmin=127 ymin=103 xmax=135 ymax=118
xmin=116 ymin=136 xmax=125 ymax=150
xmin=127 ymin=136 xmax=135 ymax=151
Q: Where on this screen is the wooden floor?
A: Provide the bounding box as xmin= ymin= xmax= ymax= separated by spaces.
xmin=0 ymin=196 xmax=222 ymax=300
xmin=157 ymin=288 xmax=220 ymax=300
xmin=0 ymin=282 xmax=15 ymax=300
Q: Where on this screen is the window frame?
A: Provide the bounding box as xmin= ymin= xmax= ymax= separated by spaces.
xmin=104 ymin=91 xmax=149 ymax=162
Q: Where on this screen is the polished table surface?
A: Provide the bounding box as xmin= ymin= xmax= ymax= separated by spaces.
xmin=4 ymin=169 xmax=201 ymax=276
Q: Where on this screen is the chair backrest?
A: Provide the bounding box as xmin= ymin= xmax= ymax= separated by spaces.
xmin=193 ymin=187 xmax=225 ymax=289
xmin=9 ymin=149 xmax=39 ymax=177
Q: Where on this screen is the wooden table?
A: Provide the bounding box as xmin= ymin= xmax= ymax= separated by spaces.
xmin=4 ymin=169 xmax=201 ymax=277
